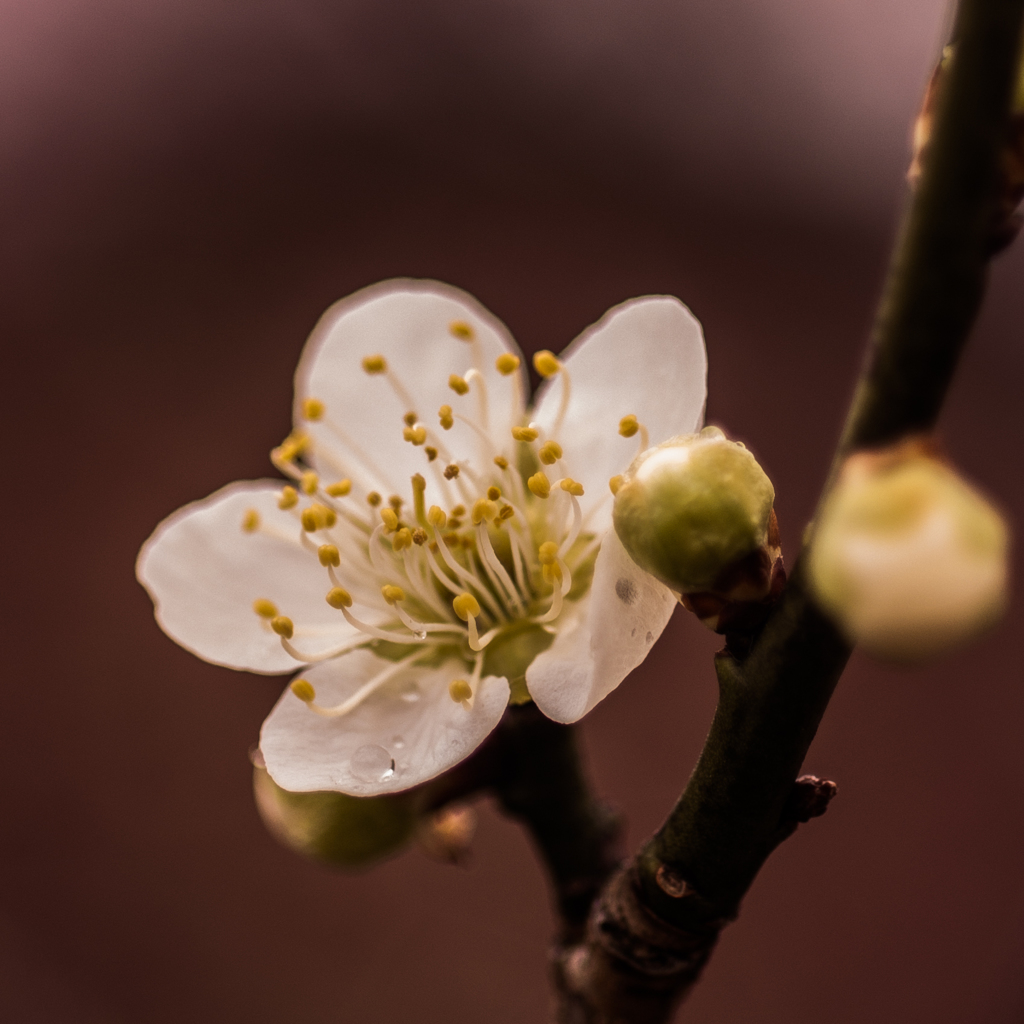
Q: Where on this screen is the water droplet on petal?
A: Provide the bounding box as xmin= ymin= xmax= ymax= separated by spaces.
xmin=398 ymin=681 xmax=421 ymax=703
xmin=350 ymin=744 xmax=395 ymax=783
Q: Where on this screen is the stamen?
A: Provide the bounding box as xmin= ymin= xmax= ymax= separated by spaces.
xmin=512 ymin=426 xmax=538 ymax=442
xmin=533 ymin=351 xmax=560 ymax=378
xmin=487 ymin=485 xmax=501 ymax=500
xmin=300 ymin=470 xmax=319 ymax=495
xmin=271 ymin=616 xmax=294 ymax=639
xmin=291 ymin=679 xmax=316 ymax=702
xmin=619 ymin=413 xmax=650 ymax=452
xmin=495 ymin=353 xmax=520 ymax=375
xmin=253 ymin=598 xmax=278 ymax=618
xmin=388 ymin=494 xmax=403 ymax=510
xmin=453 ymin=593 xmax=481 ymax=620
xmin=242 ymin=509 xmax=260 ymax=533
xmin=528 ymin=471 xmax=551 ymax=498
xmin=403 ymin=425 xmax=428 ymax=446
xmin=449 ymin=320 xmax=474 ymax=340
xmin=444 ymin=464 xmax=460 ymax=480
xmin=279 ymin=486 xmax=299 ymax=510
xmin=449 ymin=678 xmax=473 ymax=703
xmin=326 ymin=587 xmax=352 ymax=608
xmin=380 ymin=508 xmax=399 ymax=532
xmin=427 ymin=505 xmax=447 ymax=529
xmin=536 ymin=570 xmax=565 ymax=623
xmin=381 ymin=584 xmax=406 ymax=605
xmin=301 ymin=653 xmax=423 ymax=718
xmin=439 ymin=404 xmax=454 ymax=430
xmin=336 ymin=603 xmax=431 ymax=645
xmin=477 ymin=524 xmax=524 ymax=613
xmin=367 ymin=492 xmax=382 ymax=507
xmin=281 ymin=633 xmax=373 ymax=664
xmin=362 ymin=355 xmax=387 ymax=374
xmin=494 ymin=455 xmax=509 ymax=469
xmin=463 ymin=368 xmax=490 ymax=435
xmin=412 ymin=528 xmax=428 ymax=545
xmin=403 ymin=411 xmax=418 ymax=427
xmin=302 ymin=398 xmax=325 ymax=421
xmin=609 ymin=475 xmax=624 ymax=495
xmin=425 ymin=446 xmax=439 ymax=461
xmin=436 ymin=536 xmax=504 ymax=619
xmin=559 ymin=478 xmax=584 ymax=497
xmin=301 ymin=504 xmax=337 ymax=532
xmin=318 ymin=544 xmax=341 ymax=568
xmin=449 ymin=374 xmax=470 ymax=395
xmin=539 ymin=440 xmax=562 ymax=465
xmin=471 ymin=499 xmax=498 ymax=524
xmin=326 ymin=480 xmax=352 ymax=497
xmin=558 ymin=493 xmax=584 ymax=557
xmin=392 ymin=527 xmax=413 ymax=551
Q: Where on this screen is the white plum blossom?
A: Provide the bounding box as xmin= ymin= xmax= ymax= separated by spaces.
xmin=137 ymin=280 xmax=707 ymax=796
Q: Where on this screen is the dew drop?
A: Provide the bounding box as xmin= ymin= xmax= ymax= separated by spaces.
xmin=350 ymin=744 xmax=395 ymax=783
xmin=398 ymin=680 xmax=421 ymax=703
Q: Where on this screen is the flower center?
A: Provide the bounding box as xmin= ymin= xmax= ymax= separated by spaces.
xmin=241 ymin=332 xmax=648 ymax=718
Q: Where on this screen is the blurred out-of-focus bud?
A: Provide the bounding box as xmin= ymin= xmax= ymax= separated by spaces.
xmin=808 ymin=445 xmax=1009 ymax=664
xmin=415 ymin=804 xmax=478 ymax=865
xmin=253 ymin=756 xmax=416 ymax=868
xmin=613 ymin=427 xmax=784 ymax=634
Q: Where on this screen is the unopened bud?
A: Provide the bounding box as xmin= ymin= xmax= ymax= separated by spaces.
xmin=613 ymin=429 xmax=776 ymax=594
xmin=808 ymin=449 xmax=1009 ymax=663
xmin=252 ymin=763 xmax=415 ymax=868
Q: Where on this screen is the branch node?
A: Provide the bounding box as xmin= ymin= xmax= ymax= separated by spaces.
xmin=654 ymin=863 xmax=697 ymax=899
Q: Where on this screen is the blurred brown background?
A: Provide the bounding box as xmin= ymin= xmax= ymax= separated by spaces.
xmin=2 ymin=0 xmax=1023 ymax=1021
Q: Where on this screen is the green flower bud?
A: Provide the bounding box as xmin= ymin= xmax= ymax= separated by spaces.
xmin=253 ymin=762 xmax=416 ymax=868
xmin=808 ymin=452 xmax=1009 ymax=664
xmin=612 ymin=427 xmax=776 ymax=593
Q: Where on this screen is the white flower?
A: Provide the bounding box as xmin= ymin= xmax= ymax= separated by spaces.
xmin=137 ymin=280 xmax=707 ymax=795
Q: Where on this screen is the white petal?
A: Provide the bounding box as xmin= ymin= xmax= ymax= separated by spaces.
xmin=532 ymin=296 xmax=707 ymax=531
xmin=295 ymin=280 xmax=526 ymax=506
xmin=136 ymin=481 xmax=361 ymax=674
xmin=260 ymin=650 xmax=510 ymax=795
xmin=525 ymin=529 xmax=677 ymax=723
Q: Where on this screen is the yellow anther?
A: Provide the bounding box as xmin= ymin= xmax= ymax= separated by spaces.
xmin=325 ymin=479 xmax=352 ymax=497
xmin=403 ymin=411 xmax=418 ymax=427
xmin=301 ymin=504 xmax=336 ymax=532
xmin=291 ymin=679 xmax=316 ymax=703
xmin=560 ymin=478 xmax=585 ymax=497
xmin=453 ymin=593 xmax=481 ymax=620
xmin=275 ymin=431 xmax=310 ymax=462
xmin=412 ymin=528 xmax=428 ymax=545
xmin=380 ymin=507 xmax=399 ymax=532
xmin=528 ymin=471 xmax=551 ymax=498
xmin=253 ymin=598 xmax=278 ymax=619
xmin=444 ymin=464 xmax=460 ymax=480
xmin=425 ymin=446 xmax=439 ymax=461
xmin=487 ymin=485 xmax=501 ymax=500
xmin=538 ymin=541 xmax=558 ymax=565
xmin=381 ymin=584 xmax=406 ymax=605
xmin=451 ymin=504 xmax=466 ymax=517
xmin=609 ymin=474 xmax=624 ymax=495
xmin=326 ymin=587 xmax=353 ymax=609
xmin=318 ymin=544 xmax=341 ymax=568
xmin=499 ymin=504 xmax=515 ymax=520
xmin=439 ymin=404 xmax=454 ymax=430
xmin=427 ymin=505 xmax=448 ymax=528
xmin=278 ymin=486 xmax=299 ymax=510
xmin=619 ymin=414 xmax=640 ymax=438
xmin=495 ymin=353 xmax=520 ymax=375
xmin=449 ymin=320 xmax=475 ymax=340
xmin=403 ymin=425 xmax=428 ymax=445
xmin=449 ymin=374 xmax=470 ymax=395
xmin=388 ymin=494 xmax=404 ymax=510
xmin=512 ymin=426 xmax=539 ymax=442
xmin=393 ymin=527 xmax=413 ymax=551
xmin=533 ymin=350 xmax=561 ymax=378
xmin=448 ymin=518 xmax=463 ymax=530
xmin=300 ymin=507 xmax=318 ymax=532
xmin=542 ymin=561 xmax=563 ymax=584
xmin=367 ymin=492 xmax=382 ymax=507
xmin=300 ymin=470 xmax=319 ymax=495
xmin=242 ymin=509 xmax=260 ymax=532
xmin=448 ymin=679 xmax=473 ymax=702
xmin=302 ymin=397 xmax=325 ymax=421
xmin=362 ymin=354 xmax=387 ymax=374
xmin=270 ymin=616 xmax=294 ymax=639
xmin=494 ymin=455 xmax=509 ymax=469
xmin=539 ymin=440 xmax=563 ymax=465
xmin=472 ymin=498 xmax=498 ymax=524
